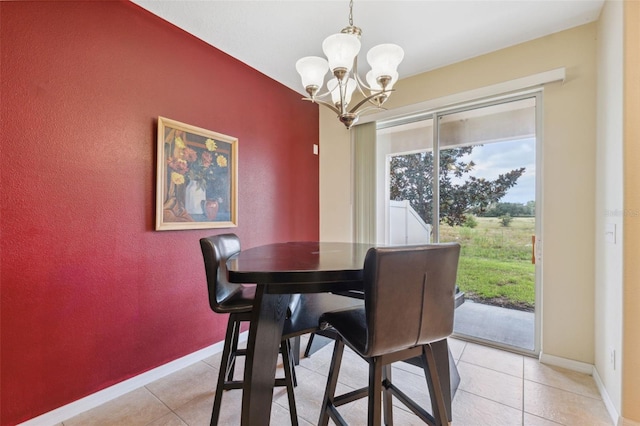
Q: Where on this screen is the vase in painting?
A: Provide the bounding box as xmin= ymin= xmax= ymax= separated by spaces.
xmin=204 ymin=200 xmax=219 ymax=220
xmin=185 ymin=180 xmax=206 ymax=215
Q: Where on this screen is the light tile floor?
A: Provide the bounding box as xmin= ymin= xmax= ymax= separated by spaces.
xmin=61 ymin=336 xmax=612 ymax=426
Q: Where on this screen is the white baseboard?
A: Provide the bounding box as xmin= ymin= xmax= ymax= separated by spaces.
xmin=592 ymin=366 xmax=620 ymax=426
xmin=18 ymin=333 xmax=246 ymax=426
xmin=538 ymin=352 xmax=594 ymax=374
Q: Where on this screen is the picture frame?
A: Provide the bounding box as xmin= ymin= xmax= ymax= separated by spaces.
xmin=156 ymin=117 xmax=238 ymax=231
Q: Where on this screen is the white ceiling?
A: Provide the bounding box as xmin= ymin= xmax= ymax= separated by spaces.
xmin=132 ymin=0 xmax=604 ymax=95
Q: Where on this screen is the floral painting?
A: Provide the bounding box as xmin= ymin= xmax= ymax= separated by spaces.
xmin=156 ymin=117 xmax=237 ymax=230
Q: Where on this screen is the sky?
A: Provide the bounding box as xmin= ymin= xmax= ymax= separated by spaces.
xmin=456 ymin=138 xmax=536 ymax=204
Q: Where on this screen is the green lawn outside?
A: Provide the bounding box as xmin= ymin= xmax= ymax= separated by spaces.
xmin=439 ymin=217 xmax=536 ymax=311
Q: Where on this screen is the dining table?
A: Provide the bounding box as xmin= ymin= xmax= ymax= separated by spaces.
xmin=226 ymin=241 xmax=459 ymax=426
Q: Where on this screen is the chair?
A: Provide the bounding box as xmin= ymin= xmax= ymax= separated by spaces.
xmin=200 ymin=234 xmax=299 ymax=425
xmin=318 ymin=243 xmax=461 ymax=426
xmin=200 ymin=234 xmax=363 ymax=426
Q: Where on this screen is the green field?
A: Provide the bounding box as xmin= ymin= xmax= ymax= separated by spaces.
xmin=439 ymin=217 xmax=536 ymax=311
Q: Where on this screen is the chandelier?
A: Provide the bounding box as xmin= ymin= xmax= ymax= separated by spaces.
xmin=295 ymin=0 xmax=404 ymax=129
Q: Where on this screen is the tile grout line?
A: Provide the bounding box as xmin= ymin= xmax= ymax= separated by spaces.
xmin=141 ymin=385 xmax=176 ymax=426
xmin=522 ymin=355 xmax=525 ymax=425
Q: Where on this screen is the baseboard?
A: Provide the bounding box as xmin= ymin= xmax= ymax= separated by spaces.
xmin=621 ymin=418 xmax=640 ymax=426
xmin=538 ymin=352 xmax=594 ymax=374
xmin=18 ymin=333 xmax=247 ymax=426
xmin=592 ymin=367 xmax=620 ymax=426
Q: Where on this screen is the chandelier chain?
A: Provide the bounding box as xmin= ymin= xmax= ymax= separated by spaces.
xmin=348 ymin=0 xmax=354 ymax=26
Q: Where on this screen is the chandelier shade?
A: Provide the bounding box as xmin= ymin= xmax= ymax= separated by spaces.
xmin=322 ymin=33 xmax=361 ymax=73
xmin=295 ymin=0 xmax=404 ymax=129
xmin=366 ymin=44 xmax=404 ymax=82
xmin=295 ymin=57 xmax=329 ymax=96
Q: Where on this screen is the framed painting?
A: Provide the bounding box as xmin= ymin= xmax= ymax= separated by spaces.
xmin=156 ymin=117 xmax=238 ymax=230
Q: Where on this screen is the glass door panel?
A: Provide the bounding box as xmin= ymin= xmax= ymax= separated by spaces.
xmin=380 ymin=119 xmax=435 ymax=245
xmin=438 ymin=98 xmax=537 ymax=352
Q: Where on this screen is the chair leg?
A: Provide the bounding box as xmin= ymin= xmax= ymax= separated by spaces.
xmin=292 ymin=335 xmax=301 ymax=366
xmin=422 ymin=344 xmax=449 ymax=426
xmin=286 ymin=338 xmax=298 ymax=387
xmin=382 ymin=364 xmax=393 ymax=425
xmin=211 ymin=315 xmax=238 ymax=426
xmin=227 ymin=319 xmax=241 ymax=381
xmin=318 ymin=338 xmax=345 ymax=426
xmin=368 ymin=358 xmax=383 ymax=426
xmin=281 ymin=339 xmax=299 ymax=426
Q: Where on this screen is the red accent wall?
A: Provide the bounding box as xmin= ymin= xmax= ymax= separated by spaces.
xmin=0 ymin=2 xmax=319 ymax=424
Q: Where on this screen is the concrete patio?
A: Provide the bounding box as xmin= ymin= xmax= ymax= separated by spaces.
xmin=453 ymin=300 xmax=536 ymax=352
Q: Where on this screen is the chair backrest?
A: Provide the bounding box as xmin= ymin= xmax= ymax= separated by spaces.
xmin=362 ymin=243 xmax=461 ymax=357
xmin=200 ymin=234 xmax=243 ymax=313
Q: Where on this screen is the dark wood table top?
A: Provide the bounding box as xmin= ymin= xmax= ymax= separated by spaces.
xmin=227 ymin=241 xmax=375 ymax=293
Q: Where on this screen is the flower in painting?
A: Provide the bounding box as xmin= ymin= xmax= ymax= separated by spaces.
xmin=216 ymin=154 xmax=228 ymax=167
xmin=183 ymin=147 xmax=197 ymax=163
xmin=171 ymin=172 xmax=185 ymax=185
xmin=168 ymin=157 xmax=189 ymax=174
xmin=205 ymin=138 xmax=218 ymax=151
xmin=201 ymin=151 xmax=213 ymax=168
xmin=175 ymin=136 xmax=186 ymax=149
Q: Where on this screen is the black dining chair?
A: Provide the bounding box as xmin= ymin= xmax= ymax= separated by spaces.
xmin=200 ymin=234 xmax=362 ymax=426
xmin=318 ymin=243 xmax=461 ymax=426
xmin=200 ymin=234 xmax=298 ymax=425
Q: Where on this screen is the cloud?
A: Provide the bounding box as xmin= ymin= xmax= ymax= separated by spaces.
xmin=451 ymin=138 xmax=536 ymax=203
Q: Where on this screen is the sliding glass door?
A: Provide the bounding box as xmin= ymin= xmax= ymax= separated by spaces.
xmin=378 ymin=94 xmax=541 ymax=354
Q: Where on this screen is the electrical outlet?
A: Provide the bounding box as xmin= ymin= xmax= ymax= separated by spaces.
xmin=605 ymin=223 xmax=616 ymax=244
xmin=610 ymin=348 xmax=616 ymax=370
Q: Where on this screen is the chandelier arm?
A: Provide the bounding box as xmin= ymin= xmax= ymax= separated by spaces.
xmin=348 ymin=89 xmax=395 ymax=114
xmin=352 ymin=56 xmax=373 ymax=94
xmin=312 ymin=87 xmax=338 ymax=99
xmin=302 ymin=97 xmax=342 ymax=115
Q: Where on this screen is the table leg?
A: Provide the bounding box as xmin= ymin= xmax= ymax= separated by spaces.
xmin=431 ymin=339 xmax=455 ymax=422
xmin=241 ymin=286 xmax=290 ymax=426
xmin=403 ymin=340 xmax=457 ymax=422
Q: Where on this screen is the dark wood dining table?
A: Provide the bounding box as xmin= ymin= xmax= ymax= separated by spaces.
xmin=226 ymin=241 xmax=459 ymax=426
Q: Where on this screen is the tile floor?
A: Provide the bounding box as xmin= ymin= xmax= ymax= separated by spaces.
xmin=61 ymin=336 xmax=613 ymax=426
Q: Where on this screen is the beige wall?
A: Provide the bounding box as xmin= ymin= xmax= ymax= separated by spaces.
xmin=319 ymin=23 xmax=598 ymax=363
xmin=319 ymin=116 xmax=353 ymax=241
xmin=623 ymin=0 xmax=640 ymax=422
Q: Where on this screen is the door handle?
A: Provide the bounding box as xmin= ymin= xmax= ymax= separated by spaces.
xmin=532 ymin=235 xmax=536 ymax=265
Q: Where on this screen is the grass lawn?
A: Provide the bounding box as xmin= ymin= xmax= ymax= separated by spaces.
xmin=440 ymin=217 xmax=536 ymax=311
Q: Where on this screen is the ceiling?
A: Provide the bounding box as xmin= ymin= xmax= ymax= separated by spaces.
xmin=131 ymin=0 xmax=604 ymax=95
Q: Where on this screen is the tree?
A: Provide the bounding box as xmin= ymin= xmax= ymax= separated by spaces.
xmin=389 ymin=147 xmax=525 ymax=226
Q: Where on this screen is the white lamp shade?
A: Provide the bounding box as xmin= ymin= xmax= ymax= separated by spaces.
xmin=322 ymin=33 xmax=361 ymax=73
xmin=366 ymin=43 xmax=404 ymax=80
xmin=327 ymin=77 xmax=357 ymax=106
xmin=366 ymin=70 xmax=398 ymax=91
xmin=296 ymin=56 xmax=329 ymax=89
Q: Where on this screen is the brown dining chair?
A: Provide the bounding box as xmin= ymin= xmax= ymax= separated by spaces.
xmin=318 ymin=243 xmax=461 ymax=426
xmin=200 ymin=234 xmax=363 ymax=426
